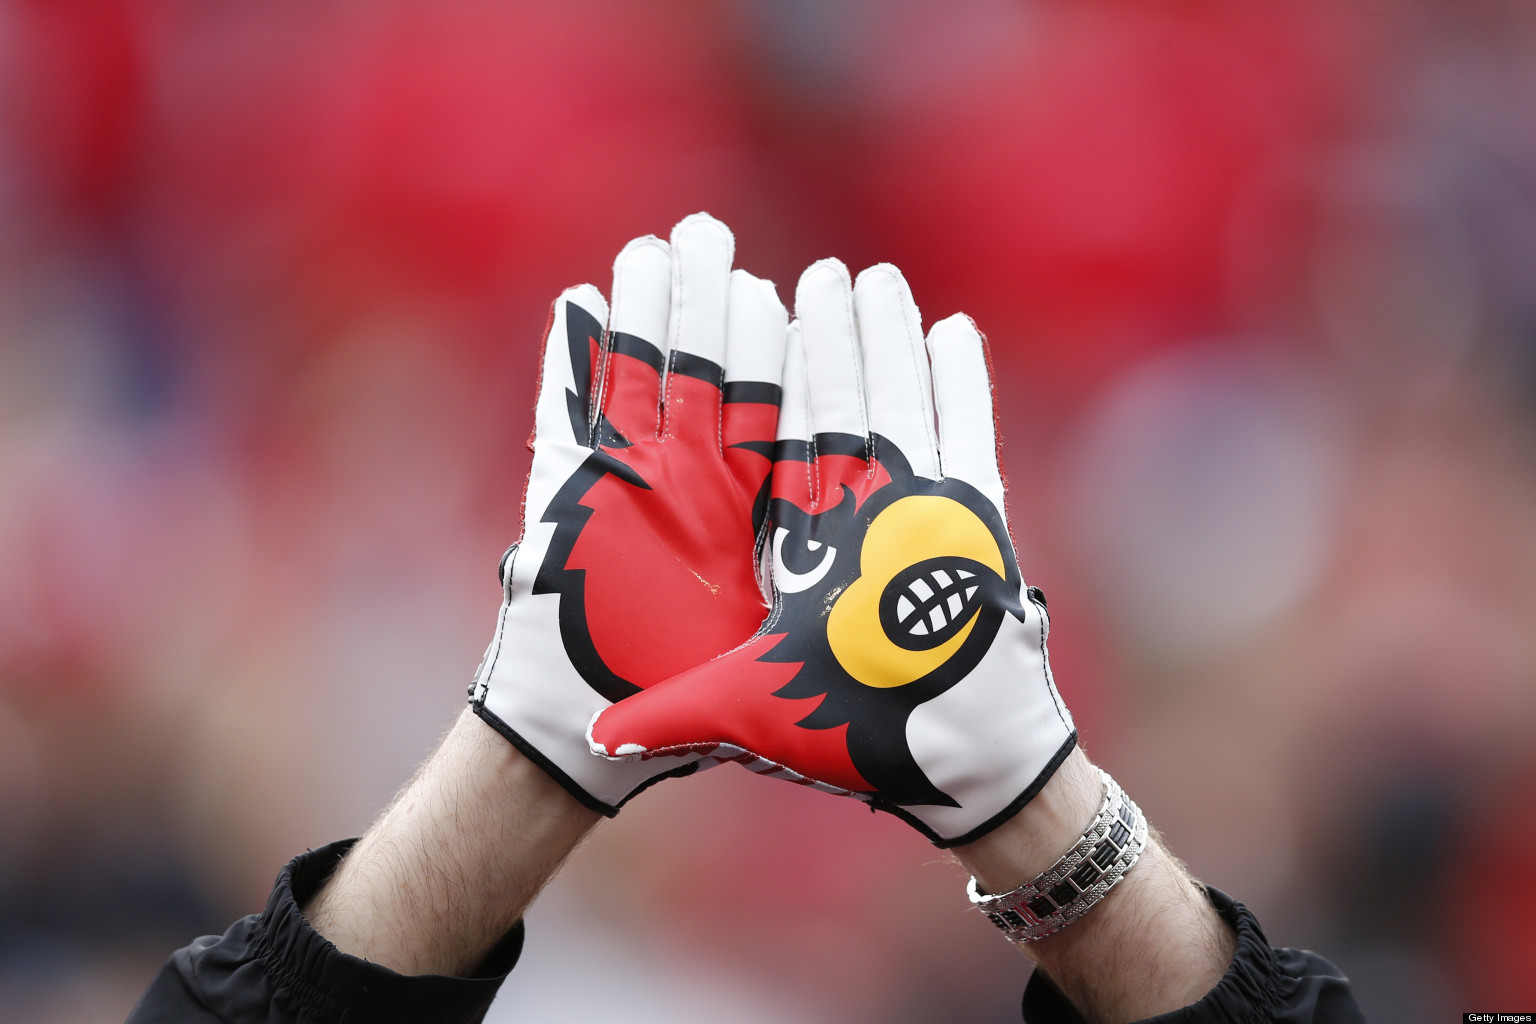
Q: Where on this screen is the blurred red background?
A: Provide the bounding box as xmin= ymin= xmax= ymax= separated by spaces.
xmin=3 ymin=1 xmax=1535 ymax=1020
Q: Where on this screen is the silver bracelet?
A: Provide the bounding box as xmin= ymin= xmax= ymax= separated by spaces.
xmin=967 ymin=768 xmax=1148 ymax=944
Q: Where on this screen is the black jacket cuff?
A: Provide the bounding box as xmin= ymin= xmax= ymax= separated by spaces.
xmin=263 ymin=839 xmax=524 ymax=1021
xmin=128 ymin=838 xmax=524 ymax=1024
xmin=1021 ymin=886 xmax=1363 ymax=1023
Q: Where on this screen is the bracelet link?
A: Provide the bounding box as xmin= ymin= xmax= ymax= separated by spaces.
xmin=967 ymin=768 xmax=1148 ymax=944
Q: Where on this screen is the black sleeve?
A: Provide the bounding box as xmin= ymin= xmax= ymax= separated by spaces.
xmin=1022 ymin=887 xmax=1366 ymax=1024
xmin=126 ymin=839 xmax=525 ymax=1024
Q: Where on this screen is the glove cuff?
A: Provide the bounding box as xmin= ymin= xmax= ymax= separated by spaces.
xmin=470 ymin=700 xmax=621 ymax=817
xmin=869 ymin=730 xmax=1075 ymax=848
xmin=470 ymin=699 xmax=704 ymax=818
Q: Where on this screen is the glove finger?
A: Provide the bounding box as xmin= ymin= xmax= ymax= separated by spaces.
xmin=721 ymin=269 xmax=788 ymax=453
xmin=587 ymin=642 xmax=873 ymax=796
xmin=532 ymin=284 xmax=609 ymax=451
xmin=770 ymin=321 xmax=815 ymax=508
xmin=928 ymin=313 xmax=1007 ymax=513
xmin=796 ymin=259 xmax=870 ymax=451
xmin=662 ymin=213 xmax=733 ymax=447
xmin=853 ymin=264 xmax=940 ymax=480
xmin=598 ymin=235 xmax=671 ymax=444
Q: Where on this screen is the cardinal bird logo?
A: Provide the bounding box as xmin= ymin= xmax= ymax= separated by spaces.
xmin=752 ymin=433 xmax=1027 ymax=808
xmin=540 ymin=303 xmax=1029 ymax=813
xmin=569 ymin=392 xmax=1032 ymax=814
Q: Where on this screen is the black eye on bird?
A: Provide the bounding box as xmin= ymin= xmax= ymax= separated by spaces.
xmin=766 ymin=488 xmax=857 ymax=598
xmin=773 ymin=527 xmax=838 ymax=593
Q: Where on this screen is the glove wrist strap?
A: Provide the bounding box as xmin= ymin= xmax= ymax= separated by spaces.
xmin=967 ymin=768 xmax=1147 ymax=944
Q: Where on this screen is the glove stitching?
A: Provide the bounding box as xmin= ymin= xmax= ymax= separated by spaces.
xmin=712 ymin=356 xmax=727 ymax=455
xmin=662 ymin=241 xmax=686 ymax=440
xmin=730 ymin=748 xmax=859 ymax=796
xmin=977 ymin=326 xmax=1065 ymax=735
xmin=631 ymin=740 xmax=858 ymax=798
xmin=760 ymin=596 xmax=783 ymax=636
xmin=475 ymin=546 xmax=518 ymax=704
xmin=1027 ymin=588 xmax=1071 ymax=735
xmin=895 ymin=276 xmax=940 ymax=472
xmin=516 ymin=298 xmax=560 ymax=573
xmin=588 ymin=324 xmax=614 ymax=450
xmin=974 ymin=320 xmax=1012 ymax=515
xmin=660 ymin=348 xmax=677 ymax=440
xmin=837 ymin=274 xmax=874 ymax=472
xmin=751 ymin=510 xmax=773 ymax=605
xmin=930 ymin=337 xmax=950 ymax=481
xmin=602 ymin=295 xmax=625 ymax=447
xmin=712 ymin=257 xmax=727 ymax=455
xmin=488 ymin=293 xmax=564 ymax=704
xmin=804 ymin=359 xmax=820 ymax=507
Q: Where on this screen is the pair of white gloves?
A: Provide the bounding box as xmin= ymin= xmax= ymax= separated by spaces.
xmin=470 ymin=214 xmax=1076 ymax=846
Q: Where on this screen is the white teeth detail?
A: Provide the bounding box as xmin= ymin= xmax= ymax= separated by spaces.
xmin=895 ymin=564 xmax=986 ymax=638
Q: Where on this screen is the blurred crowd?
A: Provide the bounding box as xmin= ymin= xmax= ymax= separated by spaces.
xmin=3 ymin=1 xmax=1535 ymax=1021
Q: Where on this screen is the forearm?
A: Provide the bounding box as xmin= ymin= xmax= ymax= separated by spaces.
xmin=953 ymin=748 xmax=1235 ymax=1023
xmin=305 ymin=708 xmax=601 ymax=977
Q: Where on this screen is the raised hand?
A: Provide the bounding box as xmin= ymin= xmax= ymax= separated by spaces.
xmin=587 ymin=260 xmax=1077 ymax=845
xmin=471 ymin=214 xmax=788 ymax=813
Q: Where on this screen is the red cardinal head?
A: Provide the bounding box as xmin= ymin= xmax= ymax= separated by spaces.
xmin=532 ymin=301 xmax=780 ymax=702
